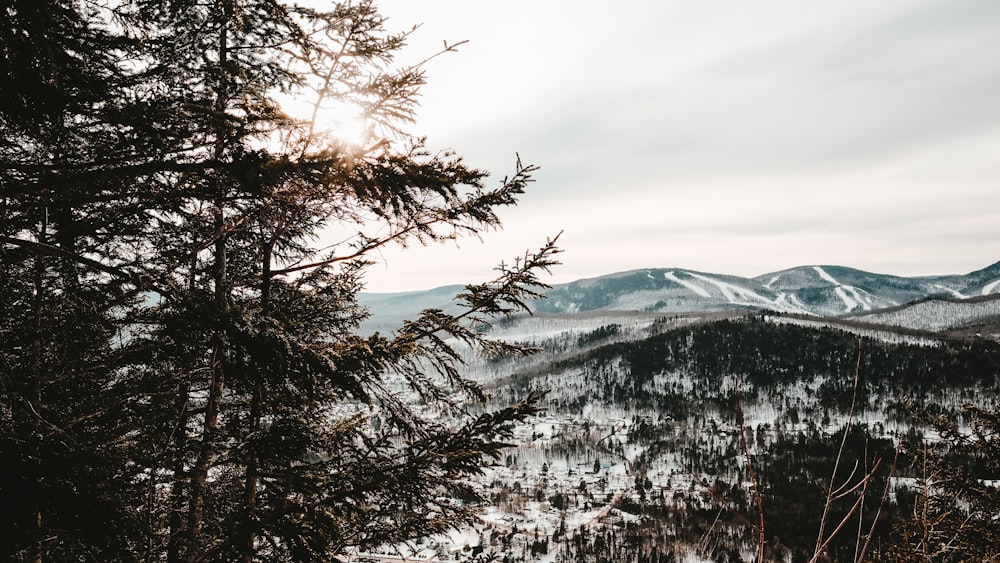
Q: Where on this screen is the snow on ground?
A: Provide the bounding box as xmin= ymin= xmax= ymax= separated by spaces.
xmin=844 ymin=285 xmax=872 ymax=311
xmin=789 ymin=293 xmax=810 ymax=312
xmin=982 ymin=278 xmax=1000 ymax=295
xmin=484 ymin=314 xmax=657 ymax=343
xmin=686 ymin=272 xmax=768 ymax=307
xmin=471 ymin=410 xmax=659 ymax=556
xmin=765 ymin=315 xmax=941 ymax=346
xmin=857 ymin=298 xmax=1000 ymax=332
xmin=664 ymin=271 xmax=711 ymax=298
xmin=813 ymin=266 xmax=840 ymax=285
xmin=935 ymin=284 xmax=967 ymax=299
xmin=816 ymin=266 xmax=871 ymax=312
xmin=834 ymin=286 xmax=858 ymax=312
xmin=363 ymin=298 xmax=1000 ymax=562
xmin=772 ymin=292 xmax=811 ymax=314
xmin=442 ymin=528 xmax=481 ymax=550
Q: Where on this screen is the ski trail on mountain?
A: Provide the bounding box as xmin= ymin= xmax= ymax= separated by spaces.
xmin=789 ymin=294 xmax=809 ymax=311
xmin=663 ymin=271 xmax=710 ymax=298
xmin=813 ymin=266 xmax=840 ymax=285
xmin=813 ymin=266 xmax=872 ymax=312
xmin=687 ymin=272 xmax=768 ymax=305
xmin=934 ymin=284 xmax=966 ymax=299
xmin=834 ymin=287 xmax=858 ymax=311
xmin=843 ymin=286 xmax=870 ymax=309
xmin=982 ymin=278 xmax=1000 ymax=295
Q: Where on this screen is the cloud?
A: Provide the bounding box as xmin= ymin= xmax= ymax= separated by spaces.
xmin=360 ymin=0 xmax=1000 ymax=291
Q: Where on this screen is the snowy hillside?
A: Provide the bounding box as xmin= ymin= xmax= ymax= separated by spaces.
xmin=438 ymin=314 xmax=1000 ymax=562
xmin=360 ymin=261 xmax=1000 ymax=330
xmin=846 ymin=294 xmax=1000 ymax=332
xmin=355 ymin=273 xmax=1000 ymax=562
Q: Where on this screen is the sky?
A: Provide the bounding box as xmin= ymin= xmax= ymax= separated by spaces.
xmin=357 ymin=0 xmax=1000 ymax=292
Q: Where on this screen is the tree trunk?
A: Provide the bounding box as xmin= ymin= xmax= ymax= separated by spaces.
xmin=185 ymin=207 xmax=229 ymax=560
xmin=31 ymin=208 xmax=47 ymax=563
xmin=166 ymin=383 xmax=191 ymax=563
xmin=240 ymin=240 xmax=272 ymax=562
xmin=240 ymin=380 xmax=262 ymax=563
xmin=185 ymin=344 xmax=225 ymax=562
xmin=186 ymin=8 xmax=233 ymax=557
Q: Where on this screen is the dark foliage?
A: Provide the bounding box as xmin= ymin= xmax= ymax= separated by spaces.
xmin=1 ymin=1 xmax=557 ymax=560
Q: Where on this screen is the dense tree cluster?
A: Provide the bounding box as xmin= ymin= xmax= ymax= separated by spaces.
xmin=0 ymin=1 xmax=557 ymax=561
xmin=512 ymin=318 xmax=1000 ymax=419
xmin=488 ymin=316 xmax=1000 ymax=561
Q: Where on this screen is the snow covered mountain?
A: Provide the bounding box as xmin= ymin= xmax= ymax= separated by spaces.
xmin=360 ymin=261 xmax=1000 ymax=332
xmin=353 ymin=264 xmax=1000 ymax=561
xmin=535 ymin=262 xmax=1000 ymax=317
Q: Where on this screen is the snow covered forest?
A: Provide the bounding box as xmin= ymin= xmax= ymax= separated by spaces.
xmin=433 ymin=312 xmax=1000 ymax=562
xmin=4 ymin=1 xmax=1000 ymax=562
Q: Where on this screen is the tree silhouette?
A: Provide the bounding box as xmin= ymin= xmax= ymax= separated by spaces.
xmin=0 ymin=1 xmax=556 ymax=560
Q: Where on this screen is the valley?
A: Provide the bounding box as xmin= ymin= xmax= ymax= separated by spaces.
xmin=356 ymin=262 xmax=1000 ymax=562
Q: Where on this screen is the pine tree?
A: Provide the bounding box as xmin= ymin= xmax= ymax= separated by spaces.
xmin=1 ymin=1 xmax=154 ymax=558
xmin=885 ymin=403 xmax=1000 ymax=562
xmin=2 ymin=1 xmax=557 ymax=560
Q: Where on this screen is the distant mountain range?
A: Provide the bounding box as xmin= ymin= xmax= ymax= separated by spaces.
xmin=534 ymin=262 xmax=1000 ymax=316
xmin=359 ymin=261 xmax=1000 ymax=332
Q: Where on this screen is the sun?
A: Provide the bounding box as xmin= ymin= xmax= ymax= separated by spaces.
xmin=276 ymin=92 xmax=373 ymax=152
xmin=312 ymin=101 xmax=372 ymax=149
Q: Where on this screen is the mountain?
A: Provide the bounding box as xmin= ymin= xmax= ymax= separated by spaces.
xmin=354 ymin=262 xmax=1000 ymax=561
xmin=356 ymin=284 xmax=465 ymax=334
xmin=360 ymin=261 xmax=1000 ymax=331
xmin=846 ymin=292 xmax=1000 ymax=333
xmin=536 ymin=262 xmax=1000 ymax=316
xmin=472 ymin=314 xmax=1000 ymax=562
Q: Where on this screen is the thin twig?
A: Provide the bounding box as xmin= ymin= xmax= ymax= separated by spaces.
xmin=812 ymin=338 xmax=864 ymax=561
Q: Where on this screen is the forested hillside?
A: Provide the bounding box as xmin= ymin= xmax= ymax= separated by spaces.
xmin=4 ymin=2 xmax=999 ymax=562
xmin=471 ymin=314 xmax=1000 ymax=562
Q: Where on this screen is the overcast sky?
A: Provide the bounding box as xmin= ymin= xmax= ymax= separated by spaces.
xmin=358 ymin=0 xmax=1000 ymax=292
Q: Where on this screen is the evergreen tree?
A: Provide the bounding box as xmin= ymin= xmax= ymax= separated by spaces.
xmin=1 ymin=1 xmax=153 ymax=558
xmin=2 ymin=1 xmax=557 ymax=560
xmin=885 ymin=403 xmax=1000 ymax=562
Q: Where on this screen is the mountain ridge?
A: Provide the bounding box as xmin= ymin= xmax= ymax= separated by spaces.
xmin=359 ymin=260 xmax=1000 ymax=332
